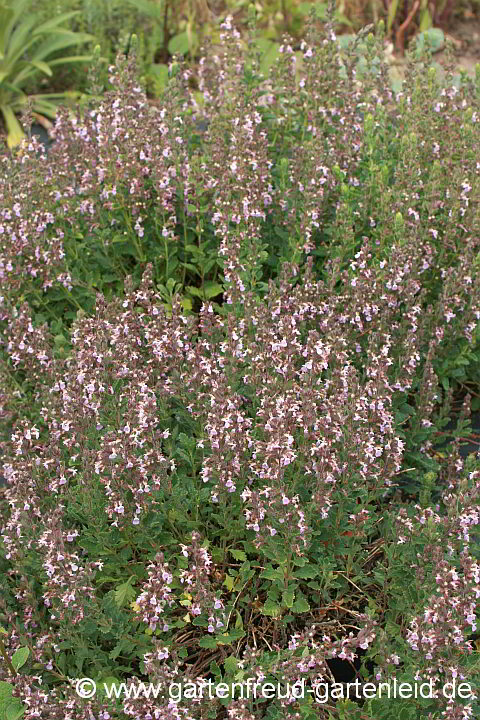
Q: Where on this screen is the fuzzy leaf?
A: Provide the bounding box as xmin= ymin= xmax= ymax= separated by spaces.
xmin=216 ymin=629 xmax=244 ymax=644
xmin=260 ymin=566 xmax=284 ymax=581
xmin=114 ymin=580 xmax=136 ymax=608
xmin=5 ymin=700 xmax=25 ymax=720
xmin=223 ymin=656 xmax=238 ymax=675
xmin=229 ymin=549 xmax=247 ymax=561
xmin=261 ymin=598 xmax=282 ymax=617
xmin=294 ymin=565 xmax=319 ymax=579
xmin=11 ymin=647 xmax=29 ymax=671
xmin=292 ymin=594 xmax=310 ymax=613
xmin=0 ymin=682 xmax=13 ymax=702
xmin=203 ymin=282 xmax=224 ymax=299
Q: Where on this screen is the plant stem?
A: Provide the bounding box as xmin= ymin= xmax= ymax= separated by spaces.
xmin=0 ymin=635 xmax=17 ymax=677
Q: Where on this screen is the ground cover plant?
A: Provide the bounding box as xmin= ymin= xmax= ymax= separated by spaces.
xmin=1 ymin=3 xmax=480 ymax=719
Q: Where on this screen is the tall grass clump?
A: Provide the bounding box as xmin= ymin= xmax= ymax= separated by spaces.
xmin=0 ymin=4 xmax=480 ymax=720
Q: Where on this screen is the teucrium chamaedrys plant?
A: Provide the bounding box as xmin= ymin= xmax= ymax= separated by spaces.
xmin=0 ymin=5 xmax=479 ymax=720
xmin=0 ymin=0 xmax=94 ymax=149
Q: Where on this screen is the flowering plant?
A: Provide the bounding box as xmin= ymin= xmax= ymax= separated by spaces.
xmin=0 ymin=3 xmax=479 ymax=720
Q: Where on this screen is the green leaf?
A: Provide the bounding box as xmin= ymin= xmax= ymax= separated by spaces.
xmin=46 ymin=55 xmax=94 ymax=67
xmin=260 ymin=566 xmax=284 ymax=582
xmin=271 ymin=547 xmax=288 ymax=564
xmin=155 ymin=531 xmax=176 ymax=546
xmin=147 ymin=63 xmax=169 ymax=95
xmin=198 ymin=636 xmax=218 ymax=649
xmin=181 ymin=297 xmax=192 ymax=312
xmin=0 ymin=682 xmax=13 ymax=702
xmin=27 ymin=60 xmax=52 ymax=76
xmin=223 ymin=656 xmax=238 ymax=676
xmin=294 ymin=565 xmax=319 ymax=579
xmin=185 ymin=286 xmax=203 ymax=298
xmin=114 ymin=579 xmax=136 ymax=608
xmin=34 ymin=11 xmax=82 ymax=35
xmin=419 ymin=8 xmax=432 ymax=32
xmin=261 ymin=598 xmax=282 ymax=617
xmin=28 ymin=31 xmax=93 ymax=62
xmin=1 ymin=104 xmax=25 ymax=148
xmin=5 ymin=17 xmax=37 ymax=63
xmin=5 ymin=700 xmax=25 ymax=720
xmin=125 ymin=0 xmax=163 ymax=21
xmin=209 ymin=660 xmax=221 ymax=677
xmin=229 ymin=549 xmax=247 ymax=562
xmin=387 ymin=0 xmax=399 ymax=33
xmin=282 ymin=589 xmax=295 ymax=608
xmin=99 ymin=677 xmax=122 ymax=693
xmin=258 ymin=41 xmax=280 ymax=75
xmin=234 ymin=610 xmax=243 ymax=630
xmin=168 ymin=31 xmax=197 ymax=56
xmin=0 ymin=7 xmax=15 ymax=57
xmin=297 ymin=2 xmax=326 ymax=19
xmin=292 ymin=594 xmax=310 ymax=613
xmin=385 ymin=621 xmax=402 ymax=638
xmin=11 ymin=647 xmax=29 ymax=671
xmin=216 ymin=629 xmax=245 ymax=645
xmin=108 ymin=641 xmax=128 ymax=661
xmin=224 ymin=574 xmax=236 ymax=592
xmin=203 ymin=282 xmax=224 ymax=300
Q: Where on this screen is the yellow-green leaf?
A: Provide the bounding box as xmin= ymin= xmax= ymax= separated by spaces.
xmin=419 ymin=8 xmax=432 ymax=32
xmin=28 ymin=60 xmax=52 ymax=76
xmin=1 ymin=105 xmax=25 ymax=148
xmin=224 ymin=574 xmax=235 ymax=592
xmin=261 ymin=598 xmax=282 ymax=617
xmin=387 ymin=0 xmax=399 ymax=33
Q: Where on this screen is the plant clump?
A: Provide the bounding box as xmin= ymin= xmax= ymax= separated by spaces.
xmin=0 ymin=5 xmax=480 ymax=720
